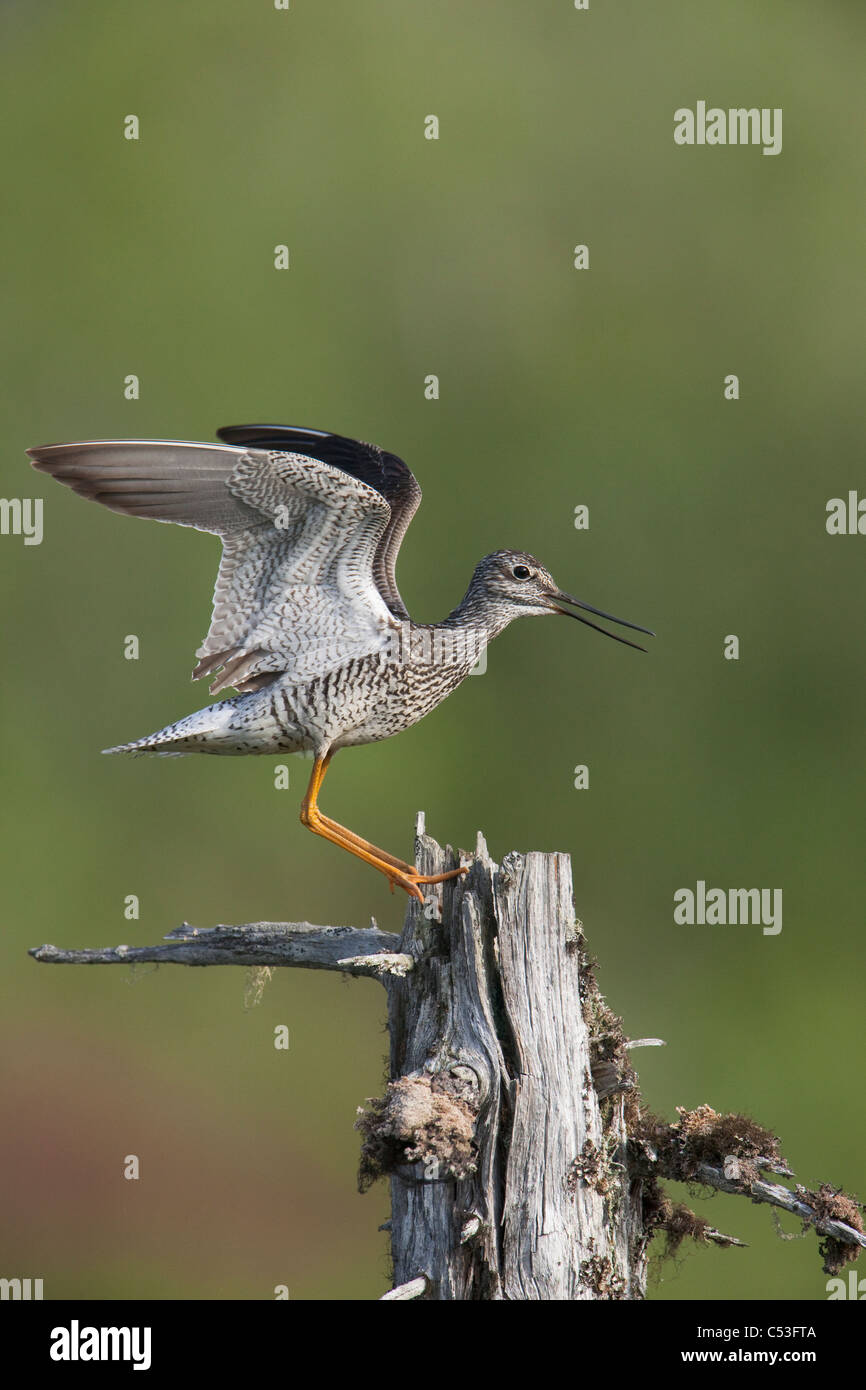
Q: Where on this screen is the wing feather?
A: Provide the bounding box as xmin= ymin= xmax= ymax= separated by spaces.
xmin=28 ymin=439 xmax=398 ymax=692
xmin=216 ymin=424 xmax=421 ymax=618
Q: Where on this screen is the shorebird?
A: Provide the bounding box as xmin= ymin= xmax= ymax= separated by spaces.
xmin=29 ymin=424 xmax=653 ymax=901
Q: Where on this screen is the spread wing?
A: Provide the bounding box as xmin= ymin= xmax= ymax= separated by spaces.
xmin=28 ymin=439 xmax=399 ymax=694
xmin=216 ymin=425 xmax=421 ymax=620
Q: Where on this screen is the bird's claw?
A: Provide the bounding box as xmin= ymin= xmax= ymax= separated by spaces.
xmin=386 ymin=865 xmax=468 ymax=903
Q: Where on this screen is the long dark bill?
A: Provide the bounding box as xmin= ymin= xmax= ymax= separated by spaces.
xmin=548 ymin=591 xmax=656 ymax=652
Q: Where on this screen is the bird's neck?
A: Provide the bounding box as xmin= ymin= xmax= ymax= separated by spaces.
xmin=441 ymin=589 xmax=515 ymax=643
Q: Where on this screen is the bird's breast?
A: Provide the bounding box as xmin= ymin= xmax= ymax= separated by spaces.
xmin=299 ymin=634 xmax=480 ymax=750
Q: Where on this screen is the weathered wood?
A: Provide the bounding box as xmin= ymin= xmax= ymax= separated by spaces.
xmin=29 ymin=922 xmax=406 ymax=978
xmin=691 ymin=1164 xmax=866 ymax=1252
xmin=375 ymin=820 xmax=648 ymax=1299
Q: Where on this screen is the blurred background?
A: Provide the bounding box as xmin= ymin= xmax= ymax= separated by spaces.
xmin=2 ymin=0 xmax=864 ymax=1300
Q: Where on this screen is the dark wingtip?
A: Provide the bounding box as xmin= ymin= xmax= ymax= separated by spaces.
xmin=27 ymin=444 xmax=74 ymax=471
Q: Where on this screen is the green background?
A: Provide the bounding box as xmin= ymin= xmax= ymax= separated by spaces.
xmin=2 ymin=0 xmax=864 ymax=1300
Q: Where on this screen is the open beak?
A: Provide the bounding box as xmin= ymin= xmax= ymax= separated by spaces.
xmin=545 ymin=590 xmax=655 ymax=651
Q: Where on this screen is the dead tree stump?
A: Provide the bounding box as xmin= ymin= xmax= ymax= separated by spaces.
xmin=364 ymin=820 xmax=645 ymax=1299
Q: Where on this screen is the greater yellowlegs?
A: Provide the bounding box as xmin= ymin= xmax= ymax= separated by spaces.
xmin=29 ymin=424 xmax=654 ymax=900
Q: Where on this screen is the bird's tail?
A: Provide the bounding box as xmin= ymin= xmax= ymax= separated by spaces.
xmin=102 ymin=697 xmax=265 ymax=757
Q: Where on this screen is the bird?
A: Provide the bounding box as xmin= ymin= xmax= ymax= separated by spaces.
xmin=28 ymin=424 xmax=654 ymax=902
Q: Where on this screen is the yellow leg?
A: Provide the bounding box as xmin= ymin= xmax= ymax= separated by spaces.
xmin=299 ymin=754 xmax=467 ymax=902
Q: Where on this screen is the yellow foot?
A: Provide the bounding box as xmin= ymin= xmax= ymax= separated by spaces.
xmin=387 ymin=864 xmax=469 ymax=903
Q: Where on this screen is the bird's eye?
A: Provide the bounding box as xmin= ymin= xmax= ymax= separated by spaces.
xmin=512 ymin=565 xmax=531 ymax=580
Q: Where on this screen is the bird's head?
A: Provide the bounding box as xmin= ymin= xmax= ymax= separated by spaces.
xmin=468 ymin=550 xmax=654 ymax=650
